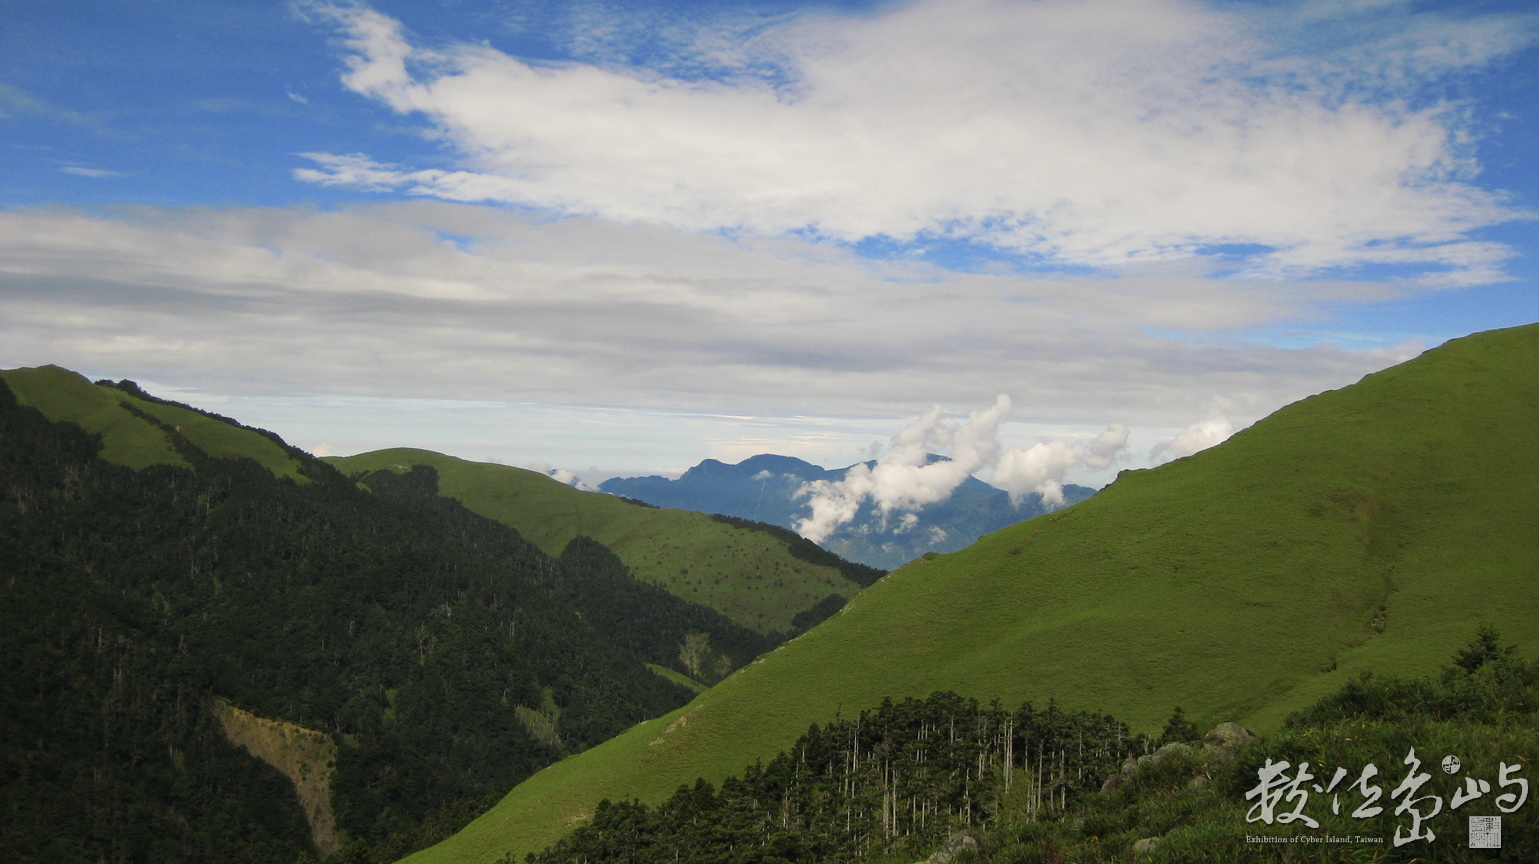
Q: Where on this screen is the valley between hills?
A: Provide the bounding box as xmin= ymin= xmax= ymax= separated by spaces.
xmin=3 ymin=323 xmax=1537 ymax=864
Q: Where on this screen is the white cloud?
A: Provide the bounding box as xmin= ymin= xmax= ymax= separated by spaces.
xmin=794 ymin=396 xmax=1012 ymax=542
xmin=989 ymin=420 xmax=1131 ymax=505
xmin=0 ymin=202 xmax=1418 ymax=431
xmin=796 ymin=401 xmax=1136 ymax=539
xmin=297 ymin=0 xmax=1532 ymax=281
xmin=528 ymin=462 xmax=596 ymax=490
xmin=992 ymin=439 xmax=1083 ymax=507
xmin=1085 ymin=423 xmax=1131 ymax=470
xmin=59 ymin=166 xmax=120 ymax=178
xmin=1152 ymin=411 xmax=1236 ymax=461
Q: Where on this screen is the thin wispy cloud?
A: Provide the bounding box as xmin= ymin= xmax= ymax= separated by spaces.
xmin=0 ymin=81 xmax=99 ymax=128
xmin=58 ymin=166 xmax=120 ymax=178
xmin=297 ymin=0 xmax=1533 ymax=284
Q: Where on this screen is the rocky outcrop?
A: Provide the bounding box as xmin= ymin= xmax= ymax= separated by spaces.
xmin=1099 ymin=722 xmax=1254 ymax=791
xmin=1096 ymin=723 xmax=1256 ymax=857
xmin=915 ymin=830 xmax=979 ymax=864
xmin=1199 ymin=721 xmax=1254 ymax=764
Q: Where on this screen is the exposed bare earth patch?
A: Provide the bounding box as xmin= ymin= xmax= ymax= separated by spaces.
xmin=212 ymin=697 xmax=342 ymax=856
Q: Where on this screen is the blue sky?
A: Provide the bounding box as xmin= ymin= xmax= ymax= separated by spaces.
xmin=2 ymin=0 xmax=1537 ymax=495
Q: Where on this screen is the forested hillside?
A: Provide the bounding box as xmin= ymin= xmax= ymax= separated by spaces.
xmin=0 ymin=370 xmax=778 ymax=863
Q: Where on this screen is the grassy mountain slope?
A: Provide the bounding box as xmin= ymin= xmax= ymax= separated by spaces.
xmin=2 ymin=365 xmax=188 ymax=469
xmin=408 ymin=323 xmax=1539 ymax=864
xmin=1 ymin=365 xmax=306 ymax=481
xmin=327 ymin=448 xmax=867 ymax=634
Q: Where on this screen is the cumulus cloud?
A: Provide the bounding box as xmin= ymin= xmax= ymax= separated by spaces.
xmin=528 ymin=462 xmax=595 ymax=490
xmin=1152 ymin=412 xmax=1236 ymax=462
xmin=795 ymin=395 xmax=1011 ymax=542
xmin=297 ymin=0 xmax=1531 ymax=281
xmin=794 ymin=399 xmax=1132 ymax=541
xmin=992 ymin=440 xmax=1085 ymax=508
xmin=1085 ymin=423 xmax=1131 ymax=470
xmin=987 ymin=422 xmax=1130 ymax=506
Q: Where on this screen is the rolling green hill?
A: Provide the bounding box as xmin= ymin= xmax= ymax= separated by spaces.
xmin=406 ymin=322 xmax=1539 ymax=864
xmin=0 ymin=364 xmax=307 ymax=481
xmin=326 ymin=449 xmax=873 ymax=635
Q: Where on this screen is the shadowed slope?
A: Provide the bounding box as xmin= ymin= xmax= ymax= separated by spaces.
xmin=326 ymin=449 xmax=867 ymax=635
xmin=405 ymin=323 xmax=1539 ymax=864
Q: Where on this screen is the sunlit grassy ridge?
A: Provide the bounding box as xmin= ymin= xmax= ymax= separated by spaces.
xmin=0 ymin=365 xmax=306 ymax=480
xmin=326 ymin=449 xmax=865 ymax=634
xmin=646 ymin=663 xmax=707 ymax=694
xmin=405 ymin=323 xmax=1539 ymax=864
xmin=2 ymin=365 xmax=188 ymax=469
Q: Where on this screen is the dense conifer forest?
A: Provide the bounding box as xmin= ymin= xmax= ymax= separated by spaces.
xmin=525 ymin=692 xmax=1146 ymax=864
xmin=522 ymin=636 xmax=1539 ymax=864
xmin=0 ymin=378 xmax=787 ymax=863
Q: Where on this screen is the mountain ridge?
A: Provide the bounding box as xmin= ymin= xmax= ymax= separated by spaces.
xmin=325 ymin=448 xmax=876 ymax=636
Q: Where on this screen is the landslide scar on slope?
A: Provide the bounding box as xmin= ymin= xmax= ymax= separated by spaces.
xmin=211 ymin=697 xmax=342 ymax=856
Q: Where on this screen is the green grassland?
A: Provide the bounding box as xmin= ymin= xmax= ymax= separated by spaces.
xmin=326 ymin=449 xmax=866 ymax=634
xmin=404 ymin=323 xmax=1539 ymax=864
xmin=2 ymin=365 xmax=188 ymax=469
xmin=646 ymin=663 xmax=707 ymax=694
xmin=0 ymin=365 xmax=306 ymax=481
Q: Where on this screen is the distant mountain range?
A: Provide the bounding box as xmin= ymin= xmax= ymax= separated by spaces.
xmin=601 ymin=454 xmax=1096 ymax=570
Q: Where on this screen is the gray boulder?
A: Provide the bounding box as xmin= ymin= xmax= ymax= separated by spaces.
xmin=1136 ymin=741 xmax=1194 ymax=771
xmin=1200 ymin=722 xmax=1254 ymax=765
xmin=917 ymin=830 xmax=978 ymax=864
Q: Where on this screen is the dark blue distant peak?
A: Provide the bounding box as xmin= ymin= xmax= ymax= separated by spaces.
xmin=679 ymin=454 xmax=830 ymax=484
xmin=852 ymin=453 xmax=951 ymax=471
